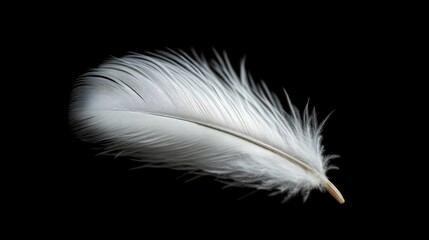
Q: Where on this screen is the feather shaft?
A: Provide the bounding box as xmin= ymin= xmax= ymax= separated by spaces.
xmin=150 ymin=112 xmax=344 ymax=203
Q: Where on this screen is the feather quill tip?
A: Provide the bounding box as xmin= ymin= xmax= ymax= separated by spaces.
xmin=323 ymin=180 xmax=345 ymax=204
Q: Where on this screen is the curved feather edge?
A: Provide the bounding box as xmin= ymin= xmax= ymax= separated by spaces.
xmin=70 ymin=50 xmax=344 ymax=203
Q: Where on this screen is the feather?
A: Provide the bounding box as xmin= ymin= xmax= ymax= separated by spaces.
xmin=70 ymin=50 xmax=344 ymax=203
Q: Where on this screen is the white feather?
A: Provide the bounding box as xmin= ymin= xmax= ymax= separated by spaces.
xmin=70 ymin=50 xmax=344 ymax=203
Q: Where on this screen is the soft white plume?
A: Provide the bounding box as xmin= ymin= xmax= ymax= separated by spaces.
xmin=70 ymin=50 xmax=343 ymax=203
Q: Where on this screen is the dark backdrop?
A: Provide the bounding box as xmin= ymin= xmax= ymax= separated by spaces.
xmin=33 ymin=5 xmax=411 ymax=237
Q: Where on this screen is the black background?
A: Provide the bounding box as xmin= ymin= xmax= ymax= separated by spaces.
xmin=23 ymin=4 xmax=417 ymax=237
